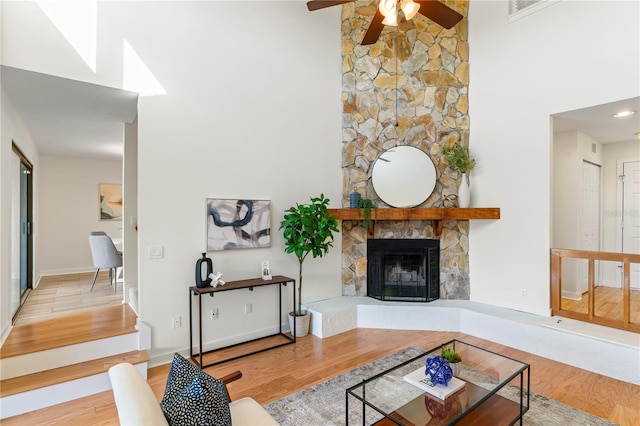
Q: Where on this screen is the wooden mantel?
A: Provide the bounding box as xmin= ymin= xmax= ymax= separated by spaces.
xmin=326 ymin=208 xmax=500 ymax=237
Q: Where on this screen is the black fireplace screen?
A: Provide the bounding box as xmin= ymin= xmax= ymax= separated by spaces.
xmin=367 ymin=239 xmax=439 ymax=302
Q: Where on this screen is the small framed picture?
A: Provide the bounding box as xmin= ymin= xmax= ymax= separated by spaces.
xmin=261 ymin=260 xmax=272 ymax=281
xmin=99 ymin=183 xmax=122 ymax=220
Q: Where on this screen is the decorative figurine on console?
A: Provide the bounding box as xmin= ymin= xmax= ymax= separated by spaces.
xmin=208 ymin=272 xmax=225 ymax=288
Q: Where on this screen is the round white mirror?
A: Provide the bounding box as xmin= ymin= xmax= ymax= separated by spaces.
xmin=371 ymin=146 xmax=437 ymax=208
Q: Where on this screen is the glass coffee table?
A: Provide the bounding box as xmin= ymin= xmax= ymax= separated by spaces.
xmin=346 ymin=340 xmax=530 ymax=425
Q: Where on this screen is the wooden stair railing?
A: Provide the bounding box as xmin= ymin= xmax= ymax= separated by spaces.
xmin=550 ymin=248 xmax=640 ymax=333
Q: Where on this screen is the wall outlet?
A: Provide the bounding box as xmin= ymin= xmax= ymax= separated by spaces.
xmin=211 ymin=308 xmax=219 ymax=320
xmin=244 ymin=303 xmax=253 ymax=314
xmin=520 ymin=289 xmax=527 ymax=298
xmin=172 ymin=315 xmax=181 ymax=328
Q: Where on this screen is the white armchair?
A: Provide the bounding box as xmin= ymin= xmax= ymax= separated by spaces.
xmin=108 ymin=363 xmax=279 ymax=426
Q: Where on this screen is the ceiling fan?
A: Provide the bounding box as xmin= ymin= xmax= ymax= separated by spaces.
xmin=307 ymin=0 xmax=464 ymax=45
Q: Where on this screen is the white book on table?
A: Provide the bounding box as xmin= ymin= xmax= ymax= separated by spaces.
xmin=403 ymin=366 xmax=466 ymax=400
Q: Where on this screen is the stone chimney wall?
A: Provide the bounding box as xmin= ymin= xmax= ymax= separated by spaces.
xmin=340 ymin=1 xmax=471 ymax=299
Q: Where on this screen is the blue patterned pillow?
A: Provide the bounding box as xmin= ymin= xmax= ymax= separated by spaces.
xmin=160 ymin=353 xmax=232 ymax=426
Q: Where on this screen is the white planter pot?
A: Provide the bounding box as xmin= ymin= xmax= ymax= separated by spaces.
xmin=288 ymin=312 xmax=310 ymax=337
xmin=458 ymin=173 xmax=471 ymax=208
xmin=451 ymin=362 xmax=460 ymax=377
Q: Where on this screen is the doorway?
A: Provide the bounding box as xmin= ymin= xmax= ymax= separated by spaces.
xmin=580 ymin=160 xmax=601 ymax=293
xmin=11 ymin=143 xmax=33 ymax=322
xmin=620 ymin=160 xmax=640 ymax=289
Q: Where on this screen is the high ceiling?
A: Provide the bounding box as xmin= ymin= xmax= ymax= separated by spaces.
xmin=1 ymin=65 xmax=138 ymax=162
xmin=2 ymin=66 xmax=637 ymax=163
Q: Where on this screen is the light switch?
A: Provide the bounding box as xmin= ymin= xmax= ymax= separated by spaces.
xmin=148 ymin=246 xmax=164 ymax=259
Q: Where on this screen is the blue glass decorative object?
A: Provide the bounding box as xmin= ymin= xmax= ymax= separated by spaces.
xmin=425 ymin=356 xmax=453 ymax=386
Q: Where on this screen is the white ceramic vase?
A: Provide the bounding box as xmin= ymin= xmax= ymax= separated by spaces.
xmin=458 ymin=173 xmax=471 ymax=208
xmin=451 ymin=362 xmax=460 ymax=377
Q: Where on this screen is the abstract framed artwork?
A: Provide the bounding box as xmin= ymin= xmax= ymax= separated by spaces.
xmin=206 ymin=199 xmax=271 ymax=251
xmin=99 ymin=183 xmax=122 ymax=220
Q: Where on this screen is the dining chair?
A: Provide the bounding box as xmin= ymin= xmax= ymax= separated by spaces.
xmin=89 ymin=234 xmax=123 ymax=291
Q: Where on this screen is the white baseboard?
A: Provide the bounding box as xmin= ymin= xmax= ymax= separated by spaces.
xmin=39 ymin=267 xmax=94 ymax=277
xmin=561 ymin=290 xmax=582 ymax=301
xmin=148 ymin=323 xmax=287 ymax=368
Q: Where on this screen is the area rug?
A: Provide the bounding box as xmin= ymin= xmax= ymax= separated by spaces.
xmin=264 ymin=346 xmax=616 ymax=426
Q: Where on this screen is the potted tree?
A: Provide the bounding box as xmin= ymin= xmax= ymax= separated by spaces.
xmin=280 ymin=194 xmax=339 ymax=337
xmin=443 ymin=143 xmax=475 ymax=208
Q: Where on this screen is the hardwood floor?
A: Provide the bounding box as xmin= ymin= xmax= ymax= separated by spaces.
xmin=1 ymin=305 xmax=137 ymax=359
xmin=561 ymin=286 xmax=640 ymax=324
xmin=3 ymin=329 xmax=638 ymax=426
xmin=13 ymin=272 xmax=123 ymax=326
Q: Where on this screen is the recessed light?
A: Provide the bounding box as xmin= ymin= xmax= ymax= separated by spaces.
xmin=613 ymin=110 xmax=636 ymax=118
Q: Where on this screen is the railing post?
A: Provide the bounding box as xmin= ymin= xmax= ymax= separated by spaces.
xmin=588 ymin=257 xmax=595 ymax=321
xmin=550 ymin=250 xmax=561 ymax=314
xmin=623 ymin=258 xmax=630 ymax=328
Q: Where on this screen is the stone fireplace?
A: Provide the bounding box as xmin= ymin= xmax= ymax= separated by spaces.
xmin=367 ymin=239 xmax=440 ymax=302
xmin=339 ymin=1 xmax=471 ymax=300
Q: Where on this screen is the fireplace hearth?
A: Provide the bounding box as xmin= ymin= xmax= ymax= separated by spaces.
xmin=367 ymin=239 xmax=440 ymax=302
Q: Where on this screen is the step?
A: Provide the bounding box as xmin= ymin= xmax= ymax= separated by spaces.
xmin=0 ymin=304 xmax=149 ymax=419
xmin=0 ymin=350 xmax=149 ymax=397
xmin=1 ymin=304 xmax=138 ymax=358
xmin=0 ymin=350 xmax=149 ymax=419
xmin=0 ymin=304 xmax=139 ymax=380
xmin=0 ymin=331 xmax=140 ymax=380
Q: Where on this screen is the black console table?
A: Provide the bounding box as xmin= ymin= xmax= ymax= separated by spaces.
xmin=189 ymin=275 xmax=296 ymax=368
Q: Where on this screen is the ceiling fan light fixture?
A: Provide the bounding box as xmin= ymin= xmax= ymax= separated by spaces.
xmin=379 ymin=0 xmax=398 ymax=26
xmin=382 ymin=12 xmax=398 ymax=26
xmin=306 ymin=0 xmax=464 ymax=45
xmin=400 ymin=0 xmax=420 ymax=20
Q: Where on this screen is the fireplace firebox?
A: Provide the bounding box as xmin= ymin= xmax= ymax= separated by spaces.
xmin=367 ymin=239 xmax=440 ymax=302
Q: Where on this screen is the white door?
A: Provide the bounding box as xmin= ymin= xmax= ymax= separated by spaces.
xmin=580 ymin=161 xmax=601 ymax=292
xmin=622 ymin=160 xmax=640 ymax=289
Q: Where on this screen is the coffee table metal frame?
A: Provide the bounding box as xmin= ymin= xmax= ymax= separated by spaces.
xmin=345 ymin=339 xmax=530 ymax=425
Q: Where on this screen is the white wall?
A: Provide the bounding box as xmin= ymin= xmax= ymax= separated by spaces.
xmin=552 ymin=131 xmax=582 ymax=297
xmin=1 ymin=1 xmax=342 ymax=363
xmin=0 ymin=87 xmax=39 ymax=343
xmin=468 ymin=0 xmax=640 ymax=315
xmin=131 ymin=2 xmax=342 ymax=363
xmin=37 ymin=155 xmax=122 ymax=276
xmin=602 ymin=140 xmax=640 ymax=286
xmin=552 ymin=131 xmax=581 ymax=249
xmin=552 ymin=130 xmax=603 ymax=298
xmin=123 ymin=117 xmax=138 ymax=307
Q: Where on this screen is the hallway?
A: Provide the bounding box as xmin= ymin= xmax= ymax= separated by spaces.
xmin=14 ymin=272 xmax=123 ymax=326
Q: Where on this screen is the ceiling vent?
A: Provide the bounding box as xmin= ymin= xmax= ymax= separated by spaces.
xmin=509 ymin=0 xmax=560 ymax=22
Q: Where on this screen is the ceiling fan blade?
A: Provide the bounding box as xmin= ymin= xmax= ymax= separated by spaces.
xmin=415 ymin=0 xmax=464 ymax=29
xmin=361 ymin=9 xmax=385 ymax=45
xmin=307 ymin=0 xmax=354 ymax=12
